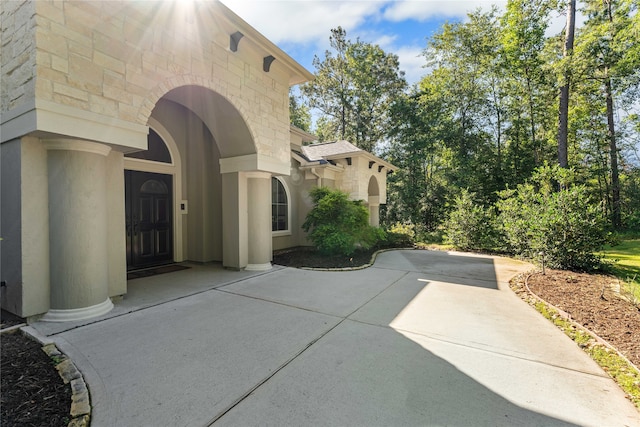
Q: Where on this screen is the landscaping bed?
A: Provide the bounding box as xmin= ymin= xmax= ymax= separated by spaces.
xmin=524 ymin=269 xmax=640 ymax=368
xmin=273 ymin=246 xmax=380 ymax=269
xmin=1 ymin=330 xmax=71 ymax=427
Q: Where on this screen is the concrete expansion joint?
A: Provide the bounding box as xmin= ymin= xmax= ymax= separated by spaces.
xmin=23 ymin=328 xmax=92 ymax=427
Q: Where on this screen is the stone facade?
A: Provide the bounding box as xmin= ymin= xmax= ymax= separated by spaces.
xmin=1 ymin=0 xmax=312 ymax=320
xmin=0 ymin=0 xmax=393 ymax=321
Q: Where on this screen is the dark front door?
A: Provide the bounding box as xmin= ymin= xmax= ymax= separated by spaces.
xmin=125 ymin=170 xmax=173 ymax=270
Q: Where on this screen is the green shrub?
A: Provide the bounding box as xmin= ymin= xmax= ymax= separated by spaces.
xmin=302 ymin=187 xmax=383 ymax=256
xmin=444 ymin=189 xmax=501 ymax=252
xmin=497 ymin=164 xmax=611 ymax=271
xmin=383 ymin=223 xmax=416 ymax=247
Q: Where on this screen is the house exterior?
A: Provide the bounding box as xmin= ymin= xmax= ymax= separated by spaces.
xmin=274 ymin=134 xmax=396 ymax=251
xmin=0 ymin=0 xmax=394 ymax=322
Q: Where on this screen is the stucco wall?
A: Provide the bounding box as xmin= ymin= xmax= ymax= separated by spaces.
xmin=150 ymin=99 xmax=223 ymax=263
xmin=0 ymin=137 xmax=52 ymax=318
xmin=106 ymin=151 xmax=126 ymax=298
xmin=0 ymin=139 xmax=24 ymax=315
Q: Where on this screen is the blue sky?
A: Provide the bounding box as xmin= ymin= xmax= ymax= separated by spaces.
xmin=220 ymin=1 xmax=511 ymax=86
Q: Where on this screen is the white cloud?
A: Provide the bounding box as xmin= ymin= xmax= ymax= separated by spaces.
xmin=220 ymin=0 xmax=385 ymax=46
xmin=219 ymin=0 xmax=512 ymax=86
xmin=383 ymin=0 xmax=506 ymax=21
xmin=395 ymin=46 xmax=427 ymax=85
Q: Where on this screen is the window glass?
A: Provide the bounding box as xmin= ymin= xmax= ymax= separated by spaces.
xmin=271 ymin=178 xmax=288 ymax=232
xmin=125 ymin=129 xmax=172 ymax=163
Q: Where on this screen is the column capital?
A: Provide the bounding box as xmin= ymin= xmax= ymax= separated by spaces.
xmin=43 ymin=138 xmax=111 ymax=157
xmin=244 ymin=171 xmax=271 ymax=180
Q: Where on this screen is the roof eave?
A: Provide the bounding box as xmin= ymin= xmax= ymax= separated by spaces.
xmin=215 ymin=1 xmax=314 ymax=86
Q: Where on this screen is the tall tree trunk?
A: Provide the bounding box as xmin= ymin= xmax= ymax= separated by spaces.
xmin=605 ymin=76 xmax=621 ymax=229
xmin=604 ymin=0 xmax=621 ymax=229
xmin=558 ymin=0 xmax=576 ymax=168
xmin=525 ymin=74 xmax=538 ymax=165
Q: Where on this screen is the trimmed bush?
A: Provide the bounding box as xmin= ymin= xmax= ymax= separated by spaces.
xmin=444 ymin=189 xmax=501 ymax=252
xmin=302 ymin=187 xmax=383 ymax=256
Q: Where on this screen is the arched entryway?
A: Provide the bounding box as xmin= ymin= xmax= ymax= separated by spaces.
xmin=124 ymin=119 xmax=183 ymax=271
xmin=136 ymin=84 xmax=278 ymax=271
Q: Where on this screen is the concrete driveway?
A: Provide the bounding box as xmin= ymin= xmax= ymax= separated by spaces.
xmin=31 ymin=250 xmax=640 ymax=426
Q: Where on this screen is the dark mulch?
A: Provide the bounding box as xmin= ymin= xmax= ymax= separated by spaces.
xmin=1 ymin=331 xmax=71 ymax=427
xmin=273 ymin=246 xmax=379 ymax=269
xmin=1 ymin=309 xmax=26 ymax=330
xmin=526 ymin=270 xmax=640 ymax=367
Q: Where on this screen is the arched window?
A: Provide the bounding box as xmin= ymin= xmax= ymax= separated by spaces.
xmin=272 ymin=177 xmax=289 ymax=234
xmin=125 ymin=129 xmax=172 ymax=163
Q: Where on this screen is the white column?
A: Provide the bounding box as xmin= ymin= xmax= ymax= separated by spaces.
xmin=221 ymin=171 xmax=248 ymax=270
xmin=41 ymin=139 xmax=114 ymax=322
xmin=245 ymin=172 xmax=272 ymax=271
xmin=369 ymin=195 xmax=380 ymax=227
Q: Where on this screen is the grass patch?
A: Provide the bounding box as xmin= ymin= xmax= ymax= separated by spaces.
xmin=533 ymin=301 xmax=640 ymax=408
xmin=601 ymin=239 xmax=640 ymax=303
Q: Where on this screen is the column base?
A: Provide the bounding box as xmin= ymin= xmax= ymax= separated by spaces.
xmin=245 ymin=262 xmax=272 ymax=271
xmin=41 ymin=298 xmax=114 ymax=322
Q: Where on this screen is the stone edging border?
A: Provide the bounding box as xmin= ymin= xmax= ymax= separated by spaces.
xmin=520 ymin=270 xmax=640 ymax=375
xmin=19 ymin=326 xmax=92 ymax=427
xmin=299 ymin=247 xmax=414 ymax=272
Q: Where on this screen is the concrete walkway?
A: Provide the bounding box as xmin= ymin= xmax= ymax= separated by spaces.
xmin=31 ymin=250 xmax=640 ymax=426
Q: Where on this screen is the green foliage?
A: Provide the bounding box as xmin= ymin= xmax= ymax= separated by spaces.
xmin=293 ymin=1 xmax=639 ymax=239
xmin=444 ymin=189 xmax=501 ymax=252
xmin=302 ymin=187 xmax=382 ymax=256
xmin=382 ymin=223 xmax=416 ymax=248
xmin=497 ymin=164 xmax=611 ymax=271
xmin=289 ymin=91 xmax=311 ymax=132
xmin=301 ymin=27 xmax=407 ymax=152
xmin=529 ymin=298 xmax=640 ymax=409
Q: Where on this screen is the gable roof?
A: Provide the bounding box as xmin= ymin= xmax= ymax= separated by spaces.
xmin=301 ymin=140 xmax=397 ymax=171
xmin=301 ymin=140 xmax=361 ymax=161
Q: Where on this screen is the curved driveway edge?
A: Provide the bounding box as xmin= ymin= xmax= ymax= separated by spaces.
xmin=32 ymin=250 xmax=640 ymax=426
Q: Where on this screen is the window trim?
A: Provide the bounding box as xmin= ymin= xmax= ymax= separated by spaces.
xmin=271 ymin=176 xmax=291 ymax=236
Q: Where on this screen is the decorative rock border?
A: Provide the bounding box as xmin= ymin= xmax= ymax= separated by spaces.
xmin=519 ymin=271 xmax=640 ymax=375
xmin=300 ymin=247 xmax=414 ymax=272
xmin=21 ymin=327 xmax=92 ymax=427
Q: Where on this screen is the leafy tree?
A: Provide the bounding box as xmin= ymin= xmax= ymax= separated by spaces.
xmin=384 ymin=89 xmax=451 ymax=232
xmin=289 ymin=90 xmax=311 ymax=132
xmin=501 ymin=0 xmax=556 ymax=171
xmin=421 ymin=9 xmax=506 ymax=204
xmin=302 ymin=27 xmax=407 ymax=152
xmin=572 ymin=0 xmax=640 ymax=228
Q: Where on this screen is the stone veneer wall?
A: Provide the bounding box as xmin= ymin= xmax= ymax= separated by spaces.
xmin=3 ymin=0 xmax=291 ymax=161
xmin=1 ymin=1 xmax=37 ymax=113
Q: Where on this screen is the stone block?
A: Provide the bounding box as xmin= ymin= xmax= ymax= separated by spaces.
xmin=103 ymin=85 xmax=133 ymax=104
xmin=55 ymin=358 xmax=81 ymax=384
xmin=70 ymin=377 xmax=88 ymax=396
xmin=36 ymin=27 xmax=68 ymax=57
xmin=35 ymin=1 xmax=65 ymax=25
xmin=70 ymin=394 xmax=91 ymax=418
xmin=94 ymin=50 xmax=125 ymax=75
xmin=53 ymin=83 xmax=89 ymax=102
xmin=68 ymin=415 xmax=90 ymax=427
xmin=51 ymin=55 xmax=68 ymax=73
xmin=41 ymin=343 xmax=62 ymax=358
